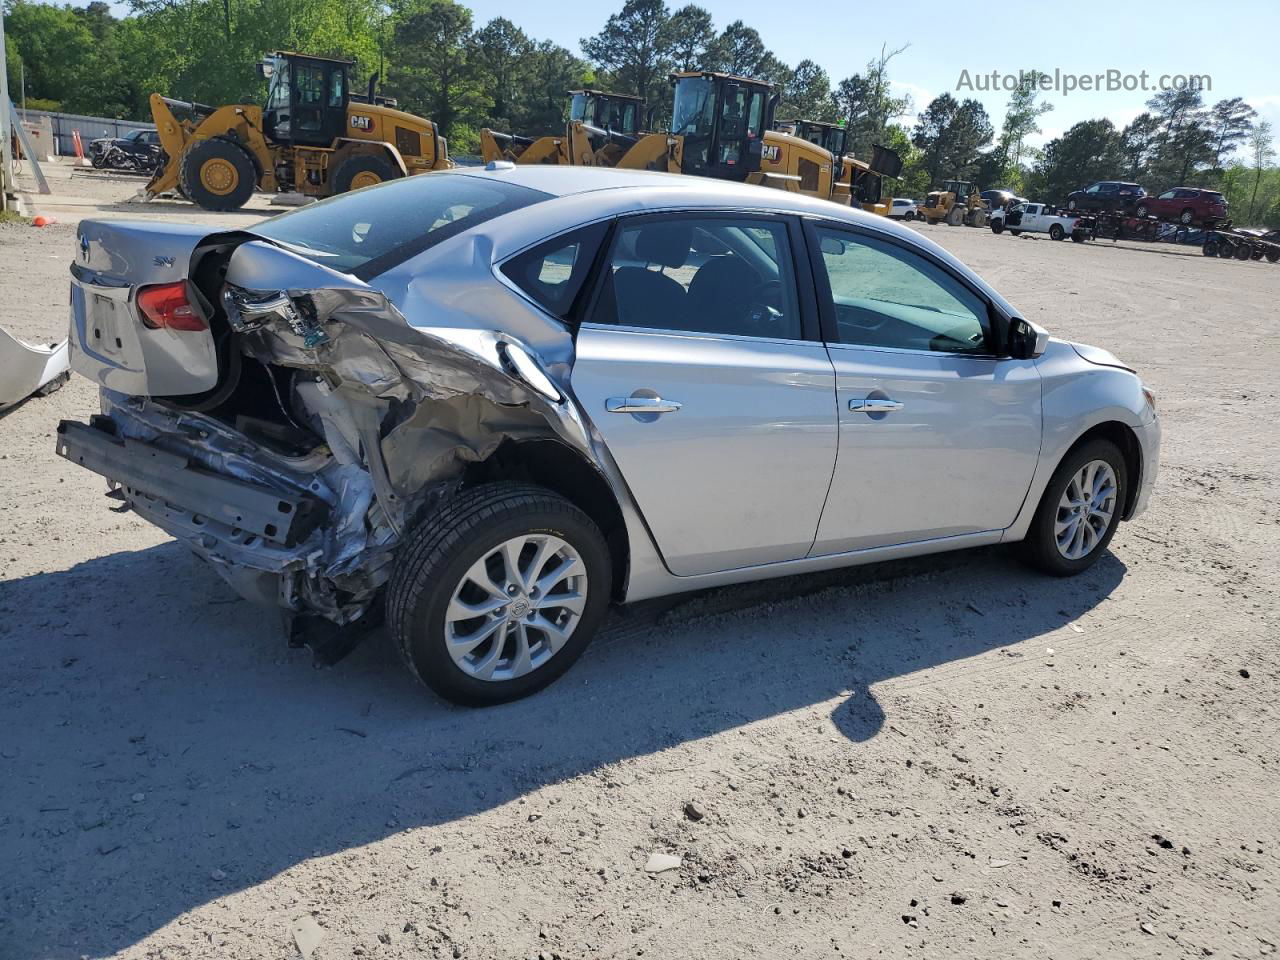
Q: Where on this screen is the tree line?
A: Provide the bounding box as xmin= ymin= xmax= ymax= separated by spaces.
xmin=4 ymin=0 xmax=1277 ymax=225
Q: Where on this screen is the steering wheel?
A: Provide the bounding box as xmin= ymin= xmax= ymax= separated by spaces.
xmin=741 ymin=279 xmax=785 ymax=337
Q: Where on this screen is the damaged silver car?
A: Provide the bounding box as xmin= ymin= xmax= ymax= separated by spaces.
xmin=57 ymin=164 xmax=1160 ymax=705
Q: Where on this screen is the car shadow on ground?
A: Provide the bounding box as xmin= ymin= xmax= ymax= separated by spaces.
xmin=0 ymin=539 xmax=1125 ymax=957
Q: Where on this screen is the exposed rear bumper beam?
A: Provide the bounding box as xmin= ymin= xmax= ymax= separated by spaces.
xmin=55 ymin=418 xmax=327 ymax=548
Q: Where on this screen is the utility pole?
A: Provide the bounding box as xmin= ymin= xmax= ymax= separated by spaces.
xmin=0 ymin=1 xmax=13 ymax=212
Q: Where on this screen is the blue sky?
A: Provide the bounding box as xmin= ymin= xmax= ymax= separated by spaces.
xmin=59 ymin=0 xmax=1280 ymax=156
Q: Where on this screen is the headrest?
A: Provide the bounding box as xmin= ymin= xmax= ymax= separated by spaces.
xmin=632 ymin=222 xmax=693 ymax=269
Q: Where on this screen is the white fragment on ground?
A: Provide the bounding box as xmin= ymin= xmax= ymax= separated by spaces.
xmin=989 ymin=859 xmax=1011 ymax=868
xmin=1069 ymin=623 xmax=1085 ymax=634
xmin=644 ymin=852 xmax=682 ymax=874
xmin=291 ymin=915 xmax=325 ymax=959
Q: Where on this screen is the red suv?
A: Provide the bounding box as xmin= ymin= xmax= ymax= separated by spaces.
xmin=1135 ymin=188 xmax=1228 ymax=226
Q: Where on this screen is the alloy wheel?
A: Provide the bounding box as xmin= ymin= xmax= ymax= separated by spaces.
xmin=1055 ymin=460 xmax=1118 ymax=560
xmin=444 ymin=534 xmax=588 ymax=682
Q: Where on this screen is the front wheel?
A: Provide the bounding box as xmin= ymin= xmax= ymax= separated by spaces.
xmin=991 ymin=219 xmax=1004 ymax=234
xmin=332 ymin=153 xmax=398 ymax=194
xmin=1018 ymin=439 xmax=1127 ymax=576
xmin=1067 ymin=199 xmax=1078 ymax=211
xmin=387 ymin=483 xmax=612 ymax=706
xmin=1180 ymin=208 xmax=1194 ymax=225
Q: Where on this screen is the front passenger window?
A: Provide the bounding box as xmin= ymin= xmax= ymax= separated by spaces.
xmin=814 ymin=226 xmax=990 ymax=354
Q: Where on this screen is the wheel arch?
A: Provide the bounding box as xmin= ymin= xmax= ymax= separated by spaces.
xmin=462 ymin=438 xmax=631 ymax=601
xmin=1059 ymin=421 xmax=1143 ymax=520
xmin=333 ymin=138 xmax=408 ymax=177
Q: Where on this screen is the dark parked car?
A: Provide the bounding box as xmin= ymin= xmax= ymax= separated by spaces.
xmin=1135 ymin=187 xmax=1228 ymax=226
xmin=89 ymin=128 xmax=161 ymax=172
xmin=1065 ymin=181 xmax=1145 ymax=213
xmin=981 ymin=189 xmax=1025 ymax=211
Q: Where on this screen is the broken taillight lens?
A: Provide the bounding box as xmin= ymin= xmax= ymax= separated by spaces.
xmin=137 ymin=282 xmax=207 ymax=332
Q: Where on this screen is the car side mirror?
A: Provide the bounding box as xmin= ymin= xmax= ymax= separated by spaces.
xmin=819 ymin=235 xmax=847 ymax=256
xmin=1007 ymin=317 xmax=1049 ymax=359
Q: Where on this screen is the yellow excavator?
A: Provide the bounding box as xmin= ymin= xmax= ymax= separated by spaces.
xmin=772 ymin=118 xmax=901 ymax=216
xmin=480 ymin=89 xmax=649 ymax=167
xmin=145 ymin=52 xmax=451 ymax=211
xmin=573 ymin=72 xmax=901 ymax=209
xmin=918 ymin=179 xmax=988 ymax=227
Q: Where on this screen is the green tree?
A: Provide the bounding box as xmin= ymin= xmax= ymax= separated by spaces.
xmin=520 ymin=40 xmax=589 ymax=134
xmin=994 ymin=69 xmax=1052 ymax=176
xmin=580 ymin=0 xmax=670 ymax=108
xmin=472 ymin=17 xmax=531 ymax=127
xmin=834 ymin=43 xmax=909 ymax=157
xmin=661 ymin=4 xmax=713 ymax=72
xmin=1029 ymin=119 xmax=1126 ymax=203
xmin=707 ymin=20 xmax=769 ymax=77
xmin=912 ymin=93 xmax=992 ymax=183
xmin=389 ymin=0 xmax=484 ymax=146
xmin=780 ymin=59 xmax=833 ymax=121
xmin=1246 ymin=120 xmax=1275 ymax=223
xmin=1206 ymin=96 xmax=1256 ymax=169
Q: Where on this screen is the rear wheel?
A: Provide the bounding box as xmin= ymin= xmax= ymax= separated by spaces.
xmin=1203 ymin=240 xmax=1220 ymax=257
xmin=332 ymin=153 xmax=399 ymax=194
xmin=1018 ymin=439 xmax=1127 ymax=577
xmin=1266 ymin=248 xmax=1280 ymax=263
xmin=902 ymin=210 xmax=914 ymax=221
xmin=387 ymin=483 xmax=612 ymax=706
xmin=1235 ymin=244 xmax=1252 ymax=261
xmin=945 ymin=205 xmax=964 ymax=226
xmin=1049 ymin=223 xmax=1065 ymax=241
xmin=179 ymin=138 xmax=257 ymax=211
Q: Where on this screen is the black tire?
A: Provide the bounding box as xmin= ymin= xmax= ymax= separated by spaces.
xmin=179 ymin=138 xmax=257 ymax=211
xmin=1265 ymin=248 xmax=1280 ymax=263
xmin=1049 ymin=223 xmax=1065 ymax=241
xmin=1009 ymin=228 xmax=1022 ymax=236
xmin=332 ymin=153 xmax=399 ymax=194
xmin=1071 ymin=232 xmax=1086 ymax=243
xmin=387 ymin=482 xmax=612 ymax=706
xmin=1018 ymin=438 xmax=1128 ymax=577
xmin=1235 ymin=244 xmax=1252 ymax=261
xmin=902 ymin=211 xmax=914 ymax=221
xmin=991 ymin=219 xmax=1004 ymax=234
xmin=91 ymin=153 xmax=107 ymax=169
xmin=1203 ymin=240 xmax=1219 ymax=257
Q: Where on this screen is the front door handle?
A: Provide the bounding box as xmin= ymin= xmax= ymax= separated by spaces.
xmin=849 ymin=397 xmax=904 ymax=414
xmin=606 ymin=396 xmax=683 ymax=414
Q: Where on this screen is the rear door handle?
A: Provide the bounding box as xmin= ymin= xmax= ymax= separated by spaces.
xmin=606 ymin=396 xmax=683 ymax=414
xmin=849 ymin=398 xmax=904 ymax=414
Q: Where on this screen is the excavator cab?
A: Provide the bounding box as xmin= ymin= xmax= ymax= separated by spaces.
xmin=671 ymin=72 xmax=775 ymax=181
xmin=568 ymin=90 xmax=645 ymax=137
xmin=259 ymin=53 xmax=349 ymax=148
xmin=776 ymin=119 xmax=848 ymax=181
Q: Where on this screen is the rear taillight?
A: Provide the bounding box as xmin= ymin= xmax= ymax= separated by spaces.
xmin=137 ymin=282 xmax=206 ymax=332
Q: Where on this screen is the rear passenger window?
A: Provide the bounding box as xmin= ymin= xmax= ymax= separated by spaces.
xmin=501 ymin=222 xmax=608 ymax=320
xmin=588 ymin=216 xmax=801 ymax=340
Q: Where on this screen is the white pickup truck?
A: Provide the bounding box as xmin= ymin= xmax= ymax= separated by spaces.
xmin=990 ymin=202 xmax=1084 ymax=241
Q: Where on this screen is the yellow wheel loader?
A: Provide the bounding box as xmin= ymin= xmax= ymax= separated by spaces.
xmin=773 ymin=119 xmax=902 ymax=216
xmin=480 ymin=89 xmax=648 ymax=167
xmin=145 ymin=52 xmax=451 ymax=212
xmin=918 ymin=179 xmax=988 ymax=227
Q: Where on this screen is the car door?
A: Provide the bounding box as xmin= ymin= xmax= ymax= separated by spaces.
xmin=803 ymin=220 xmax=1042 ymax=555
xmin=1023 ymin=204 xmax=1044 ymax=230
xmin=570 ymin=212 xmax=838 ymax=577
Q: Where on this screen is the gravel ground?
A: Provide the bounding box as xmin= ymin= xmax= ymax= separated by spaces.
xmin=1 ymin=174 xmax=1278 ymax=960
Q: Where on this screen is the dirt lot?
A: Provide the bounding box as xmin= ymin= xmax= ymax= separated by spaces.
xmin=2 ymin=168 xmax=1278 ymax=960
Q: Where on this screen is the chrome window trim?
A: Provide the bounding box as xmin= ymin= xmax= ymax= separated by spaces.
xmin=576 ymin=320 xmax=819 ymax=350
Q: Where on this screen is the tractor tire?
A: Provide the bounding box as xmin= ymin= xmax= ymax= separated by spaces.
xmin=945 ymin=205 xmax=965 ymax=226
xmin=179 ymin=138 xmax=257 ymax=211
xmin=332 ymin=154 xmax=399 ymax=194
xmin=968 ymin=209 xmax=987 ymax=228
xmin=1049 ymin=223 xmax=1065 ymax=241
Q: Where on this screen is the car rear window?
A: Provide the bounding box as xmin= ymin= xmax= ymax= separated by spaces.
xmin=251 ymin=173 xmax=551 ymax=281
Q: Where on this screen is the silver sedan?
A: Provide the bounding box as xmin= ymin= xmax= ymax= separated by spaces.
xmin=58 ymin=164 xmax=1160 ymax=704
